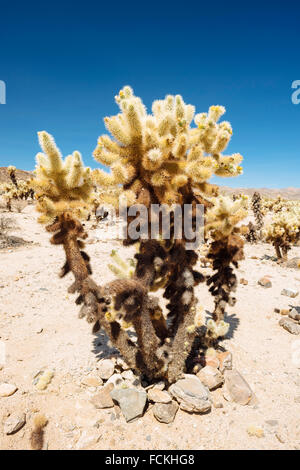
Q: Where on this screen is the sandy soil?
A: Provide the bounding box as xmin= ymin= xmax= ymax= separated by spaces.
xmin=0 ymin=203 xmax=300 ymax=450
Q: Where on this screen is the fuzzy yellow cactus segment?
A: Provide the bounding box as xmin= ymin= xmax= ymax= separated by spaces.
xmin=32 ymin=131 xmax=94 ymax=223
xmin=206 ymin=319 xmax=230 ymax=339
xmin=35 ymin=370 xmax=54 ymax=390
xmin=108 ymin=249 xmax=136 ymax=279
xmin=205 ymin=196 xmax=248 ymax=239
xmin=93 ymin=86 xmax=243 ymax=206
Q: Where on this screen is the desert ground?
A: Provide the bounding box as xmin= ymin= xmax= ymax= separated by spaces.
xmin=0 ymin=201 xmax=300 ymax=450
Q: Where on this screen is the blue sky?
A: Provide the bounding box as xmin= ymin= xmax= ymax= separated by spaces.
xmin=0 ymin=1 xmax=299 ymax=188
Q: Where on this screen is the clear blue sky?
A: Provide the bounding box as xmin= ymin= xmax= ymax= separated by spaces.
xmin=0 ymin=1 xmax=299 ymax=188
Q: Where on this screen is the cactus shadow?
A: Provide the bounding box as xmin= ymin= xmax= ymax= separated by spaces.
xmin=224 ymin=312 xmax=240 ymax=339
xmin=92 ymin=330 xmax=119 ymax=360
xmin=92 ymin=328 xmax=138 ymax=361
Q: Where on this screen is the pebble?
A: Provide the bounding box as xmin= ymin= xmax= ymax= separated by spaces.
xmin=279 ymin=317 xmax=300 ymax=335
xmin=265 ymin=419 xmax=278 ymax=427
xmin=106 ymin=373 xmax=124 ymax=388
xmin=281 ymin=288 xmax=299 ymax=298
xmin=197 ymin=366 xmax=224 ymax=390
xmin=153 ymin=401 xmax=179 ymax=424
xmin=4 ymin=412 xmax=26 ymax=435
xmin=110 ymin=388 xmax=147 ymax=422
xmin=97 ymin=359 xmax=115 ymax=380
xmin=217 ymin=351 xmax=233 ymax=373
xmin=147 ymin=389 xmax=172 ymax=403
xmin=169 ymin=375 xmax=211 ymax=413
xmin=284 ymin=258 xmax=300 ymax=269
xmin=289 ymin=307 xmax=300 ymax=322
xmin=90 ymin=383 xmax=114 ymax=409
xmin=223 ymin=369 xmax=254 ymax=405
xmin=240 ymin=278 xmax=248 ymax=285
xmin=121 ymin=370 xmax=141 ymax=387
xmin=0 ymin=383 xmax=18 ymax=397
xmin=81 ymin=376 xmax=103 ymax=387
xmin=258 ymin=277 xmax=272 ymax=288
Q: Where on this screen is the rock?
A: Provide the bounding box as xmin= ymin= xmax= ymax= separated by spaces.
xmin=284 ymin=257 xmax=300 ymax=269
xmin=110 ymin=388 xmax=147 ymax=422
xmin=97 ymin=359 xmax=115 ymax=380
xmin=217 ymin=351 xmax=233 ymax=373
xmin=204 ymin=356 xmax=220 ymax=369
xmin=90 ymin=383 xmax=114 ymax=409
xmin=279 ymin=309 xmax=290 ymax=316
xmin=223 ymin=369 xmax=254 ymax=405
xmin=153 ymin=401 xmax=179 ymax=424
xmin=121 ymin=370 xmax=141 ymax=387
xmin=169 ymin=375 xmax=211 ymax=413
xmin=81 ymin=376 xmax=103 ymax=387
xmin=75 ymin=429 xmax=100 ymax=449
xmin=0 ymin=383 xmax=18 ymax=397
xmin=240 ymin=278 xmax=248 ymax=285
xmin=247 ymin=425 xmax=264 ymax=438
xmin=289 ymin=307 xmax=300 ymax=322
xmin=147 ymin=389 xmax=172 ymax=403
xmin=106 ymin=373 xmax=124 ymax=388
xmin=279 ymin=317 xmax=300 ymax=335
xmin=265 ymin=419 xmax=278 ymax=427
xmin=153 ymin=381 xmax=165 ymax=391
xmin=258 ymin=277 xmax=272 ymax=288
xmin=197 ymin=366 xmax=224 ymax=390
xmin=4 ymin=412 xmax=26 ymax=435
xmin=281 ymin=288 xmax=299 ymax=298
xmin=212 ymin=389 xmax=224 ymax=408
xmin=115 ymin=357 xmax=130 ymax=371
xmin=294 ymin=396 xmax=300 ymax=403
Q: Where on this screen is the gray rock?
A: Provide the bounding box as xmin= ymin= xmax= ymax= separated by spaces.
xmin=110 ymin=388 xmax=147 ymax=422
xmin=169 ymin=375 xmax=211 ymax=413
xmin=147 ymin=389 xmax=172 ymax=403
xmin=223 ymin=369 xmax=254 ymax=405
xmin=90 ymin=383 xmax=114 ymax=409
xmin=97 ymin=359 xmax=115 ymax=380
xmin=153 ymin=401 xmax=179 ymax=423
xmin=0 ymin=383 xmax=18 ymax=397
xmin=197 ymin=366 xmax=224 ymax=390
xmin=289 ymin=307 xmax=300 ymax=322
xmin=4 ymin=413 xmax=26 ymax=435
xmin=281 ymin=288 xmax=299 ymax=298
xmin=279 ymin=317 xmax=300 ymax=335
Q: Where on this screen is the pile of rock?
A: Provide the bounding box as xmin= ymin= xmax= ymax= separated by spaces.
xmin=86 ymin=351 xmax=255 ymax=424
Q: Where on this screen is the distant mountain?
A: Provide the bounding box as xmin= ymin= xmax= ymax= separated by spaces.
xmin=219 ymin=186 xmax=300 ymax=200
xmin=1 ymin=167 xmax=299 ymax=200
xmin=0 ymin=167 xmax=33 ymax=184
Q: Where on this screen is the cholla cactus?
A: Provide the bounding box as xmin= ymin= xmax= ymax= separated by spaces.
xmin=0 ymin=177 xmax=34 ymax=212
xmin=33 ymin=87 xmax=246 ymax=384
xmin=93 ymin=85 xmax=243 ymax=208
xmin=245 ymin=192 xmax=264 ymax=243
xmin=7 ymin=165 xmax=18 ymax=187
xmin=263 ymin=208 xmax=300 ymax=261
xmin=31 ymin=132 xmax=94 ymax=224
xmin=205 ymin=196 xmax=246 ymax=326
